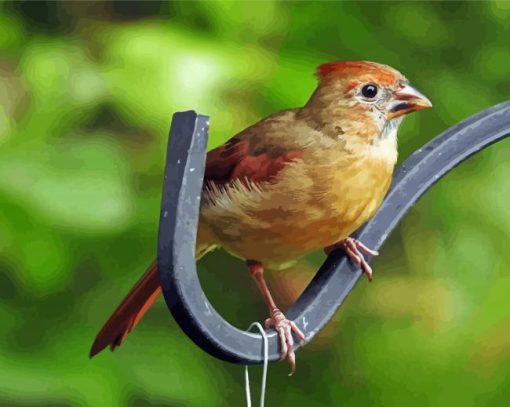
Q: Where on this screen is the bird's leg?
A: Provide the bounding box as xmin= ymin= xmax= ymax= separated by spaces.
xmin=324 ymin=237 xmax=379 ymax=282
xmin=246 ymin=260 xmax=306 ymax=375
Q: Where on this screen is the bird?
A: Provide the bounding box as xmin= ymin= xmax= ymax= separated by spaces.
xmin=90 ymin=60 xmax=432 ymax=374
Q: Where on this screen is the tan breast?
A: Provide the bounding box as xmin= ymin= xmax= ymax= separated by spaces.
xmin=276 ymin=148 xmax=394 ymax=251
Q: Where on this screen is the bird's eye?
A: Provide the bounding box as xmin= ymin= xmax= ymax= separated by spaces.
xmin=361 ymin=84 xmax=378 ymax=99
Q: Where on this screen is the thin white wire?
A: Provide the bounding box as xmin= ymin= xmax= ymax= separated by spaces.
xmin=244 ymin=322 xmax=268 ymax=407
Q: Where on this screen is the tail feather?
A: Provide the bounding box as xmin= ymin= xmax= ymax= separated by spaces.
xmin=89 ymin=261 xmax=161 ymax=358
xmin=89 ymin=235 xmax=217 ymax=358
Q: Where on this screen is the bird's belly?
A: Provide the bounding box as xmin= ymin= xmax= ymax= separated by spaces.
xmin=200 ymin=166 xmax=392 ymax=268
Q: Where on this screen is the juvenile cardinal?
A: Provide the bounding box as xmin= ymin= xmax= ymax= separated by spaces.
xmin=90 ymin=61 xmax=431 ymax=373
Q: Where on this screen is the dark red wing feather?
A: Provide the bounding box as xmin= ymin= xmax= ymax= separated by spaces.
xmin=204 ymin=137 xmax=302 ymax=188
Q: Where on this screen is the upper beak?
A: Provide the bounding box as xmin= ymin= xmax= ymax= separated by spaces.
xmin=387 ymin=83 xmax=432 ymax=120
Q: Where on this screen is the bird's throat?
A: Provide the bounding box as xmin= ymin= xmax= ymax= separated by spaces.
xmin=379 ymin=117 xmax=403 ymax=141
xmin=368 ymin=117 xmax=402 ymax=166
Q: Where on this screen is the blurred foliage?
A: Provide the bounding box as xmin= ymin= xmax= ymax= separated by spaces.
xmin=0 ymin=1 xmax=510 ymax=406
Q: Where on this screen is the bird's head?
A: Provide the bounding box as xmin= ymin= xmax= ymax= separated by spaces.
xmin=306 ymin=61 xmax=432 ymax=141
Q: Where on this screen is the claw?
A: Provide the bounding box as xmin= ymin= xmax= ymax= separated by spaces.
xmin=289 ymin=320 xmax=306 ymax=346
xmin=344 ymin=246 xmax=362 ymax=266
xmin=361 ymin=262 xmax=373 ymax=282
xmin=264 ymin=308 xmax=305 ymax=374
xmin=277 ymin=327 xmax=287 ymax=361
xmin=287 ymin=350 xmax=296 ymax=376
xmin=326 ymin=237 xmax=378 ymax=282
xmin=357 ymin=242 xmax=379 ymax=257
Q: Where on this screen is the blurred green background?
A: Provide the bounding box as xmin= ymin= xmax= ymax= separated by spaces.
xmin=1 ymin=1 xmax=510 ymax=406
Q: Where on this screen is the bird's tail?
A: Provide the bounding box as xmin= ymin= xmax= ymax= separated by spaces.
xmin=89 ymin=260 xmax=161 ymax=357
xmin=89 ymin=236 xmax=215 ymax=358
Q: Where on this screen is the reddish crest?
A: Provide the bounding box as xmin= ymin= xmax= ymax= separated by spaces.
xmin=316 ymin=61 xmax=400 ymax=86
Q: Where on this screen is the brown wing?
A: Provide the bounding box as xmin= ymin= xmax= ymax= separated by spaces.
xmin=203 ymin=137 xmax=303 ymax=189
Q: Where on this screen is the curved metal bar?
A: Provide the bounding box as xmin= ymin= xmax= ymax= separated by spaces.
xmin=158 ymin=102 xmax=510 ymax=365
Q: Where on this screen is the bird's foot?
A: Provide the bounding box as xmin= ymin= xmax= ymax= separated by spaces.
xmin=324 ymin=237 xmax=379 ymax=282
xmin=264 ymin=308 xmax=306 ymax=376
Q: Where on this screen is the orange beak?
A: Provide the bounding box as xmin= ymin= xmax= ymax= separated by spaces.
xmin=387 ymin=84 xmax=432 ymax=120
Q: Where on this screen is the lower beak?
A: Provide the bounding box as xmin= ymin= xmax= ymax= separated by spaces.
xmin=387 ymin=84 xmax=432 ymax=120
